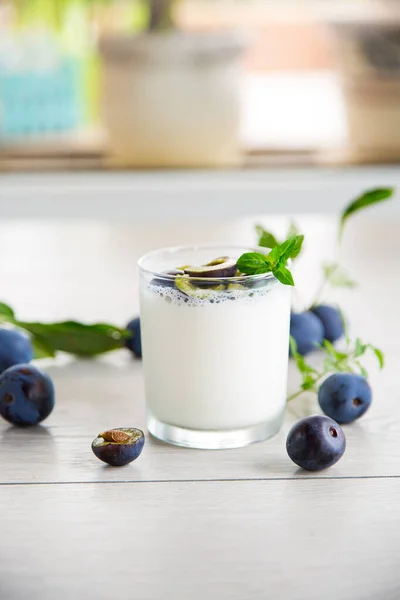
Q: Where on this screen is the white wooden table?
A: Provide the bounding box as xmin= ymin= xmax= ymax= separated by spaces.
xmin=0 ymin=189 xmax=399 ymax=599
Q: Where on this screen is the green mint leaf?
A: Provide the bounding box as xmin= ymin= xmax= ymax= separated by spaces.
xmin=290 ymin=235 xmax=305 ymax=259
xmin=0 ymin=302 xmax=15 ymax=319
xmin=322 ymin=262 xmax=357 ymax=288
xmin=31 ymin=335 xmax=56 ymax=359
xmin=287 ymin=221 xmax=299 ymax=238
xmin=14 ymin=320 xmax=129 ymax=357
xmin=268 ymin=235 xmax=304 ymax=266
xmin=236 ymin=252 xmax=271 ymax=275
xmin=273 ymin=265 xmax=294 ymax=286
xmin=255 ymin=225 xmax=279 ymax=249
xmin=373 ymin=347 xmax=385 ymax=369
xmin=340 ymin=187 xmax=394 ymax=238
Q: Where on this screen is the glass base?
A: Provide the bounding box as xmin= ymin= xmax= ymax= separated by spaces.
xmin=147 ymin=411 xmax=284 ymax=450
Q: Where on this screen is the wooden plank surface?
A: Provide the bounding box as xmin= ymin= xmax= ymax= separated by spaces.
xmin=0 ymin=355 xmax=398 ymax=483
xmin=0 ymin=215 xmax=399 ymax=484
xmin=1 ymin=479 xmax=400 ymax=600
xmin=0 ymin=207 xmax=399 ymax=598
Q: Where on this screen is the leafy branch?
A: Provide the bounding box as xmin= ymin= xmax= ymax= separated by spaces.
xmin=313 ymin=187 xmax=394 ymax=304
xmin=287 ymin=335 xmax=384 ymax=402
xmin=0 ymin=302 xmax=130 ymax=359
xmin=311 ymin=262 xmax=357 ymax=307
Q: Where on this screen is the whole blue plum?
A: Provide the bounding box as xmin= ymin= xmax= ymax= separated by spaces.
xmin=290 ymin=311 xmax=324 ymax=356
xmin=311 ymin=305 xmax=344 ymax=343
xmin=286 ymin=415 xmax=346 ymax=471
xmin=318 ymin=373 xmax=372 ymax=424
xmin=0 ymin=364 xmax=55 ymax=426
xmin=0 ymin=329 xmax=33 ymax=374
xmin=125 ymin=317 xmax=142 ymax=358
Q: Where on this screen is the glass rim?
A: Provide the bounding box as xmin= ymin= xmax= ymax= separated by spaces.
xmin=138 ymin=243 xmax=278 ymax=283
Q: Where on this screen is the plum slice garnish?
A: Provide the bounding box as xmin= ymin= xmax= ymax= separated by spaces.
xmin=183 ymin=257 xmax=237 ymax=279
xmin=175 ymin=275 xmax=225 ymax=299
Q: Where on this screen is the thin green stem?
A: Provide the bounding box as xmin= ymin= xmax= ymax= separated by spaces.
xmin=286 ymin=389 xmax=306 ymax=403
xmin=310 ymin=278 xmax=328 ymax=308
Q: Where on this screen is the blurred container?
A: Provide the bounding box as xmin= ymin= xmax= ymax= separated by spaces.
xmin=0 ymin=31 xmax=85 ymax=139
xmin=0 ymin=57 xmax=82 ymax=138
xmin=99 ymin=32 xmax=248 ymax=168
xmin=323 ymin=0 xmax=400 ymax=160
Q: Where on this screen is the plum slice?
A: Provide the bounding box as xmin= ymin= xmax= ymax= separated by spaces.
xmin=183 ymin=257 xmax=237 ymax=279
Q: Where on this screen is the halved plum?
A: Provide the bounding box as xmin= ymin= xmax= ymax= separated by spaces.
xmin=91 ymin=428 xmax=145 ymax=466
xmin=183 ymin=257 xmax=237 ymax=279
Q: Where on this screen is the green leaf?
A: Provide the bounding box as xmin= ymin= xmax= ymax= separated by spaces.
xmin=236 ymin=252 xmax=270 ymax=275
xmin=273 ymin=265 xmax=294 ymax=286
xmin=323 ymin=339 xmax=338 ymax=358
xmin=14 ymin=320 xmax=129 ymax=358
xmin=255 ymin=225 xmax=279 ymax=249
xmin=287 ymin=221 xmax=299 ymax=238
xmin=268 ymin=235 xmax=304 ymax=266
xmin=324 ymin=358 xmax=337 ymax=372
xmin=31 ymin=336 xmax=56 ymax=359
xmin=290 ymin=235 xmax=305 ymax=259
xmin=354 ymin=338 xmax=368 ymax=358
xmin=290 ymin=338 xmax=317 ymax=374
xmin=360 ymin=366 xmax=369 ymax=379
xmin=238 ymin=234 xmax=303 ymax=282
xmin=373 ymin=347 xmax=385 ymax=369
xmin=289 ymin=335 xmax=298 ymax=358
xmin=301 ymin=374 xmax=318 ymax=391
xmin=322 ymin=262 xmax=357 ymax=288
xmin=0 ymin=302 xmax=15 ymax=319
xmin=340 ymin=187 xmax=394 ymax=237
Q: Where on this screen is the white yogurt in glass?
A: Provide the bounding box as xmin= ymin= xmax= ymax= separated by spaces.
xmin=138 ymin=245 xmax=291 ymax=449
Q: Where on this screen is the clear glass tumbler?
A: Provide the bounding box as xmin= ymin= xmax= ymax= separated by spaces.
xmin=138 ymin=245 xmax=291 ymax=449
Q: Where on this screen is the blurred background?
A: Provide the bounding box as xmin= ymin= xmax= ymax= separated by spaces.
xmin=0 ymin=0 xmax=399 ymax=171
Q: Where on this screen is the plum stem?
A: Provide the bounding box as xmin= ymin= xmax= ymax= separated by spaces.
xmin=287 ymin=389 xmax=305 ymax=402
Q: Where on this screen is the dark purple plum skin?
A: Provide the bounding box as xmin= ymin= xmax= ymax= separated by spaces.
xmin=184 ymin=263 xmax=237 ymax=279
xmin=290 ymin=311 xmax=324 ymax=356
xmin=0 ymin=364 xmax=55 ymax=426
xmin=311 ymin=305 xmax=344 ymax=344
xmin=0 ymin=329 xmax=33 ymax=375
xmin=125 ymin=317 xmax=142 ymax=358
xmin=92 ymin=429 xmax=145 ymax=466
xmin=286 ymin=415 xmax=346 ymax=471
xmin=318 ymin=373 xmax=372 ymax=424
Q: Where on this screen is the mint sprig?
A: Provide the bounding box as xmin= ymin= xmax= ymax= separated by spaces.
xmin=256 ymin=221 xmax=301 ymax=254
xmin=237 ymin=234 xmax=304 ymax=286
xmin=288 ymin=335 xmax=384 ymax=402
